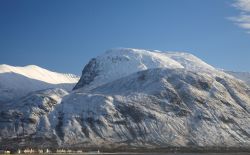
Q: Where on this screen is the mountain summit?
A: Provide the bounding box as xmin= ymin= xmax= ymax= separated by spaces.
xmin=74 ymin=48 xmax=216 ymax=91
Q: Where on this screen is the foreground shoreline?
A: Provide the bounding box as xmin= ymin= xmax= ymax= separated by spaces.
xmin=1 ymin=153 xmax=250 ymax=155
xmin=2 ymin=147 xmax=250 ymax=154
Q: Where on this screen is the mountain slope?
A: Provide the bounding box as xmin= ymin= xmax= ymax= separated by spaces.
xmin=57 ymin=68 xmax=250 ymax=147
xmin=0 ymin=88 xmax=68 ymax=148
xmin=0 ymin=64 xmax=79 ymax=103
xmin=225 ymin=71 xmax=250 ymax=86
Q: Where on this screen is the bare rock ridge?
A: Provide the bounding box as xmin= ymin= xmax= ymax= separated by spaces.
xmin=1 ymin=48 xmax=250 ymax=151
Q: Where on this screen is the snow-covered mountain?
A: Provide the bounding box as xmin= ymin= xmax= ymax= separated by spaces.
xmin=0 ymin=64 xmax=79 ymax=103
xmin=1 ymin=48 xmax=250 ymax=151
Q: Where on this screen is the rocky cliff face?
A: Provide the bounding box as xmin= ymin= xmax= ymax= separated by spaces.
xmin=1 ymin=48 xmax=250 ymax=150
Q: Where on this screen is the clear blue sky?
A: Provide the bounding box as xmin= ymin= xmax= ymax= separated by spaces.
xmin=0 ymin=0 xmax=250 ymax=75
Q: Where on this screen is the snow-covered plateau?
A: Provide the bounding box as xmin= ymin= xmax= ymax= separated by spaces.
xmin=0 ymin=48 xmax=250 ymax=151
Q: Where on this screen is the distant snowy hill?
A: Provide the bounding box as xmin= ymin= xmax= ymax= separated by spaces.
xmin=0 ymin=64 xmax=79 ymax=103
xmin=1 ymin=48 xmax=250 ymax=151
